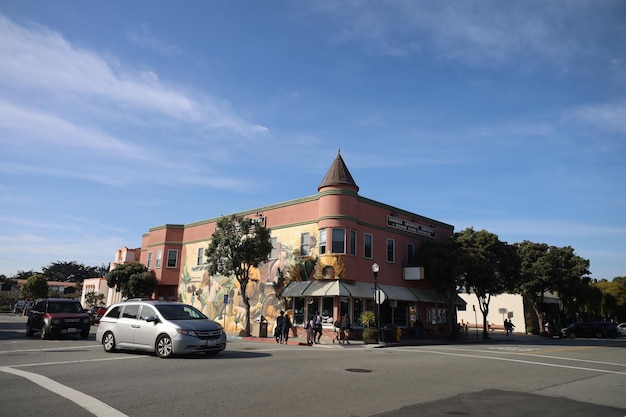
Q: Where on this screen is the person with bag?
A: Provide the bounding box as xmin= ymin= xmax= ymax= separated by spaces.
xmin=332 ymin=316 xmax=341 ymax=344
xmin=275 ymin=311 xmax=285 ymax=343
xmin=281 ymin=312 xmax=293 ymax=344
xmin=340 ymin=313 xmax=351 ymax=344
xmin=314 ymin=311 xmax=323 ymax=344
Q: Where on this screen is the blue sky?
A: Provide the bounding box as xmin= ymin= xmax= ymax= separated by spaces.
xmin=0 ymin=1 xmax=624 ymax=280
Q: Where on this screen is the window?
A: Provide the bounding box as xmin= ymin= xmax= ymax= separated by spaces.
xmin=196 ymin=248 xmax=204 ymax=266
xmin=364 ymin=234 xmax=373 ymax=259
xmin=352 ymin=298 xmax=364 ymax=328
xmin=319 ymin=229 xmax=326 ymax=255
xmin=386 ymin=239 xmax=395 ymax=263
xmin=407 ymin=243 xmax=415 ymax=265
xmin=331 ymin=228 xmax=346 ymax=254
xmin=167 ymin=250 xmax=178 ymax=268
xmin=349 ymin=230 xmax=356 ymax=256
xmin=300 ymin=233 xmax=310 ymax=256
xmin=122 ymin=304 xmax=139 ymax=319
xmin=147 ymin=252 xmax=153 ymax=269
xmin=140 ymin=305 xmax=156 ymax=320
xmin=104 ymin=306 xmax=121 ymax=319
xmin=270 ymin=237 xmax=278 ymax=259
xmin=156 ymin=250 xmax=162 ymax=269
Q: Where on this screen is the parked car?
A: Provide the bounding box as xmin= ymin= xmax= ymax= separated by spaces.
xmin=26 ymin=298 xmax=91 ymax=339
xmin=96 ymin=299 xmax=226 ymax=358
xmin=617 ymin=323 xmax=626 ymax=336
xmin=560 ymin=321 xmax=619 ymax=339
xmin=87 ymin=306 xmax=107 ymax=324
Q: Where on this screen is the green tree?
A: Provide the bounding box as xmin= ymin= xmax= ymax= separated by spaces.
xmin=42 ymin=261 xmax=100 ymax=282
xmin=84 ymin=291 xmax=106 ymax=307
xmin=546 ymin=246 xmax=590 ymax=317
xmin=106 ymin=262 xmax=157 ymax=299
xmin=456 ymin=228 xmax=519 ymax=339
xmin=205 ymin=214 xmax=272 ymax=336
xmin=414 ymin=236 xmax=466 ymax=339
xmin=12 ymin=270 xmax=40 ymax=280
xmin=21 ymin=274 xmax=49 ymax=299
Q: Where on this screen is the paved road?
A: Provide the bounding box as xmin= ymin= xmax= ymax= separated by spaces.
xmin=1 ymin=313 xmax=625 ymax=417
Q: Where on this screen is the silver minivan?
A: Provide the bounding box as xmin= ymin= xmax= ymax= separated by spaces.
xmin=96 ymin=300 xmax=226 ymax=358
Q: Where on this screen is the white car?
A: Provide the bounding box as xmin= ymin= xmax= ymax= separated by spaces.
xmin=96 ymin=299 xmax=226 ymax=358
xmin=617 ymin=323 xmax=626 ymax=336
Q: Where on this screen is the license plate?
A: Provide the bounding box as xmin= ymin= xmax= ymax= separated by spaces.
xmin=206 ymin=339 xmax=216 ymax=346
xmin=67 ymin=328 xmax=78 ymax=333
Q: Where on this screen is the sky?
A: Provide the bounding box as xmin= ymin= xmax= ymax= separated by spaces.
xmin=0 ymin=1 xmax=624 ymax=280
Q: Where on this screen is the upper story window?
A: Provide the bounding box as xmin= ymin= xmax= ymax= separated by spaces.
xmin=156 ymin=250 xmax=162 ymax=269
xmin=147 ymin=252 xmax=153 ymax=269
xmin=270 ymin=237 xmax=278 ymax=259
xmin=300 ymin=233 xmax=310 ymax=256
xmin=167 ymin=250 xmax=178 ymax=268
xmin=319 ymin=229 xmax=327 ymax=255
xmin=386 ymin=239 xmax=395 ymax=263
xmin=364 ymin=234 xmax=373 ymax=259
xmin=349 ymin=230 xmax=357 ymax=256
xmin=197 ymin=248 xmax=204 ymax=266
xmin=407 ymin=243 xmax=415 ymax=265
xmin=331 ymin=228 xmax=346 ymax=254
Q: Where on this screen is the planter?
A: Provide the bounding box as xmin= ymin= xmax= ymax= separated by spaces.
xmin=362 ymin=328 xmax=378 ymax=344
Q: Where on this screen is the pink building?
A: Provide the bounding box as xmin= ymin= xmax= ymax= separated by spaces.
xmin=139 ymin=151 xmax=464 ymax=337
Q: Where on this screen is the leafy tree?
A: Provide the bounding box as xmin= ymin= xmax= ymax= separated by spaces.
xmin=106 ymin=262 xmax=157 ymax=299
xmin=456 ymin=228 xmax=519 ymax=339
xmin=84 ymin=291 xmax=106 ymax=307
xmin=42 ymin=261 xmax=100 ymax=282
xmin=546 ymin=246 xmax=590 ymax=317
xmin=414 ymin=236 xmax=466 ymax=338
xmin=205 ymin=214 xmax=272 ymax=336
xmin=21 ymin=274 xmax=49 ymax=299
xmin=12 ymin=270 xmax=40 ymax=280
xmin=593 ymin=280 xmax=626 ymax=320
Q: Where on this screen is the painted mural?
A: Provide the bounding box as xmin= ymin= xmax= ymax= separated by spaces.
xmin=177 ymin=224 xmax=346 ymax=335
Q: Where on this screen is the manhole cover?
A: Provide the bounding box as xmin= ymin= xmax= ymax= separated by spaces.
xmin=345 ymin=368 xmax=372 ymax=373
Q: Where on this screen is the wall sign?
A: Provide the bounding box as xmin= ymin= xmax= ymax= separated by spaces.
xmin=386 ymin=215 xmax=436 ymax=238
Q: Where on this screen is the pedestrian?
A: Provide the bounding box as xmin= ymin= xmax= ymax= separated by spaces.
xmin=507 ymin=319 xmax=515 ymax=335
xmin=332 ymin=316 xmax=341 ymax=344
xmin=306 ymin=316 xmax=315 ymax=345
xmin=275 ymin=311 xmax=285 ymax=343
xmin=340 ymin=313 xmax=351 ymax=344
xmin=314 ymin=311 xmax=323 ymax=344
xmin=281 ymin=311 xmax=293 ymax=344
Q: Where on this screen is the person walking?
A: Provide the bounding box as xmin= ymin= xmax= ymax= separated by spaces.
xmin=314 ymin=311 xmax=323 ymax=344
xmin=281 ymin=312 xmax=293 ymax=344
xmin=305 ymin=316 xmax=315 ymax=345
xmin=340 ymin=313 xmax=351 ymax=344
xmin=332 ymin=316 xmax=341 ymax=344
xmin=275 ymin=311 xmax=285 ymax=343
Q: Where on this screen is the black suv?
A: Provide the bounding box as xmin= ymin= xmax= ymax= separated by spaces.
xmin=26 ymin=298 xmax=91 ymax=339
xmin=560 ymin=321 xmax=619 ymax=339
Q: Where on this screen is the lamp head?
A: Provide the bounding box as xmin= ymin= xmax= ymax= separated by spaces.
xmin=372 ymin=263 xmax=379 ymax=274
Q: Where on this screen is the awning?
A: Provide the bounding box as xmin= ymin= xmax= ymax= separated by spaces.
xmin=409 ymin=288 xmax=467 ymax=306
xmin=279 ymin=281 xmax=311 ymax=297
xmin=379 ymin=284 xmax=418 ymax=301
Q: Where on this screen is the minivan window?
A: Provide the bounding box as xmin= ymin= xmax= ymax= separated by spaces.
xmin=139 ymin=305 xmax=157 ymax=320
xmin=122 ymin=304 xmax=139 ymax=319
xmin=106 ymin=306 xmax=121 ymax=319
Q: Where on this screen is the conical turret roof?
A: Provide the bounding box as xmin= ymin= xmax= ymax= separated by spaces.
xmin=318 ymin=149 xmax=359 ymax=192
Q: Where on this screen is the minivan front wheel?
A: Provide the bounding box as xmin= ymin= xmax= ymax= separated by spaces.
xmin=103 ymin=332 xmax=116 ymax=353
xmin=156 ymin=334 xmax=173 ymax=358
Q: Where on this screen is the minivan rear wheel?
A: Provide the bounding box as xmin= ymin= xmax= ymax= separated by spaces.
xmin=103 ymin=332 xmax=116 ymax=353
xmin=156 ymin=334 xmax=173 ymax=358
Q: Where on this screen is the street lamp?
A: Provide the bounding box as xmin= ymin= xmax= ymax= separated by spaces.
xmin=372 ymin=263 xmax=380 ymax=343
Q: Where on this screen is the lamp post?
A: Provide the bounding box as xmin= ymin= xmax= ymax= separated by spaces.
xmin=372 ymin=263 xmax=380 ymax=343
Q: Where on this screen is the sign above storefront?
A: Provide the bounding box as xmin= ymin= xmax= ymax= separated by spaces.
xmin=386 ymin=215 xmax=436 ymax=238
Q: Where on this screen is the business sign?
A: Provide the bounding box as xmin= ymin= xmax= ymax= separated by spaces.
xmin=386 ymin=215 xmax=436 ymax=238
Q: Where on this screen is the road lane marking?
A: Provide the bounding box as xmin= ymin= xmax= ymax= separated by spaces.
xmin=0 ymin=366 xmax=129 ymax=417
xmin=0 ymin=344 xmax=101 ymax=355
xmin=397 ymin=348 xmax=626 ymax=375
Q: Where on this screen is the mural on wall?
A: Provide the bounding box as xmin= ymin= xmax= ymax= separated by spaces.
xmin=177 ymin=225 xmax=347 ymax=334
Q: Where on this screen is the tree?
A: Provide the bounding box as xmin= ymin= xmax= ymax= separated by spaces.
xmin=42 ymin=261 xmax=100 ymax=282
xmin=106 ymin=262 xmax=157 ymax=299
xmin=12 ymin=270 xmax=40 ymax=281
xmin=414 ymin=236 xmax=466 ymax=339
xmin=21 ymin=274 xmax=49 ymax=299
xmin=456 ymin=228 xmax=519 ymax=339
xmin=84 ymin=291 xmax=106 ymax=307
xmin=205 ymin=214 xmax=273 ymax=336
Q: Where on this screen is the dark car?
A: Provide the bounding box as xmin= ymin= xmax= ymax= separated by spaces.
xmin=26 ymin=298 xmax=91 ymax=339
xmin=560 ymin=321 xmax=619 ymax=339
xmin=88 ymin=306 xmax=107 ymax=324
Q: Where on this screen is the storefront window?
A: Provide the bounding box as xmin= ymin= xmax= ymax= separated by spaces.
xmin=393 ymin=301 xmax=408 ymax=326
xmin=352 ymin=298 xmax=364 ymax=328
xmin=292 ymin=297 xmax=305 ymax=325
xmin=321 ymin=297 xmax=333 ymax=325
xmin=426 ymin=307 xmax=448 ymax=325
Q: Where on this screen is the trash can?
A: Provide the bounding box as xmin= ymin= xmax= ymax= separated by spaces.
xmin=381 ymin=324 xmax=397 ymax=343
xmin=251 ymin=316 xmax=268 ymax=337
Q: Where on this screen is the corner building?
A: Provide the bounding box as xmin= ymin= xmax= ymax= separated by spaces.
xmin=140 ymin=151 xmax=462 ymax=338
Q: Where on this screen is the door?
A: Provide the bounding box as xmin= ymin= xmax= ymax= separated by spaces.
xmin=132 ymin=305 xmax=159 ymax=351
xmin=115 ymin=304 xmax=140 ymax=348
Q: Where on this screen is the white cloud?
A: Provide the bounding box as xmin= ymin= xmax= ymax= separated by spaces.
xmin=126 ymin=23 xmax=183 ymax=57
xmin=564 ymin=101 xmax=626 ymax=133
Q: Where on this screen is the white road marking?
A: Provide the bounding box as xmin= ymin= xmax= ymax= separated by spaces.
xmin=0 ymin=366 xmax=129 ymax=417
xmin=400 ymin=347 xmax=626 ymax=375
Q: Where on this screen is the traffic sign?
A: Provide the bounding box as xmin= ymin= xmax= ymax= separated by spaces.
xmin=375 ymin=289 xmax=386 ymax=305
